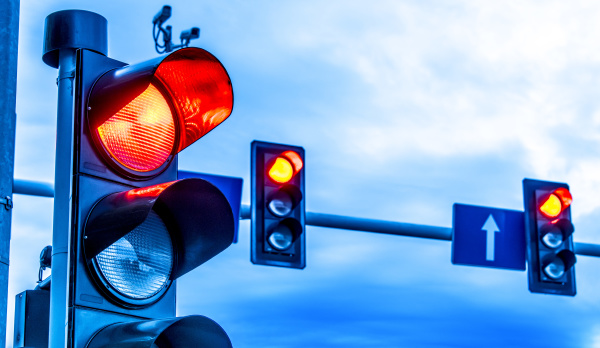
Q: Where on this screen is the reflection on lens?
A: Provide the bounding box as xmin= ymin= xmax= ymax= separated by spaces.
xmin=268 ymin=224 xmax=294 ymax=251
xmin=268 ymin=190 xmax=294 ymax=217
xmin=95 ymin=210 xmax=173 ymax=299
xmin=544 ymin=258 xmax=565 ymax=280
xmin=541 ymin=228 xmax=563 ymax=249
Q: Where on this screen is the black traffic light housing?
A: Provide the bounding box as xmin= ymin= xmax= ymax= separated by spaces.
xmin=523 ymin=179 xmax=576 ymax=296
xmin=68 ymin=46 xmax=234 ymax=346
xmin=251 ymin=141 xmax=306 ymax=269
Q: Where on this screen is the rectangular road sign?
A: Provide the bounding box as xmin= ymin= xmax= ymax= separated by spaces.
xmin=452 ymin=203 xmax=526 ymax=270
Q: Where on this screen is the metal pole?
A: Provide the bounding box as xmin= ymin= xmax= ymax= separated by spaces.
xmin=306 ymin=211 xmax=452 ymax=240
xmin=240 ymin=204 xmax=600 ymax=257
xmin=13 ymin=179 xmax=54 ymax=198
xmin=42 ymin=11 xmax=107 ymax=347
xmin=0 ymin=1 xmax=19 ymax=346
xmin=12 ymin=191 xmax=600 ymax=259
xmin=48 ymin=47 xmax=76 ymax=348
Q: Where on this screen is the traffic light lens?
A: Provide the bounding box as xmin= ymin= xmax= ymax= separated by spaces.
xmin=268 ymin=157 xmax=294 ymax=183
xmin=97 ymin=83 xmax=175 ymax=172
xmin=539 ymin=193 xmax=562 ymax=218
xmin=541 ymin=227 xmax=564 ymax=249
xmin=268 ymin=190 xmax=294 ymax=217
xmin=268 ymin=224 xmax=294 ymax=251
xmin=95 ymin=210 xmax=173 ymax=299
xmin=544 ymin=258 xmax=565 ymax=280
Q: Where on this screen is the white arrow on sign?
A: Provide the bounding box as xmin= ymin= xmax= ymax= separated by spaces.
xmin=482 ymin=214 xmax=500 ymax=261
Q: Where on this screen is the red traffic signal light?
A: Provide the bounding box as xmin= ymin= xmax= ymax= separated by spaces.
xmin=538 ymin=187 xmax=572 ymax=219
xmin=523 ymin=179 xmax=576 ymax=296
xmin=267 ymin=151 xmax=303 ymax=184
xmin=87 ymin=47 xmax=233 ymax=177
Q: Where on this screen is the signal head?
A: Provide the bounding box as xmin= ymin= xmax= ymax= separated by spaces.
xmin=523 ymin=179 xmax=576 ymax=296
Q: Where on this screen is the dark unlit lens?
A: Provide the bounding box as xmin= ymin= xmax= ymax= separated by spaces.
xmin=268 ymin=224 xmax=294 ymax=251
xmin=542 ymin=228 xmax=563 ymax=249
xmin=95 ymin=210 xmax=174 ymax=299
xmin=268 ymin=190 xmax=294 ymax=217
xmin=544 ymin=258 xmax=565 ymax=280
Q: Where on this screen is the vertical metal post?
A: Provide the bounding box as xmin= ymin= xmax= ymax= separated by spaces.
xmin=43 ymin=10 xmax=107 ymax=347
xmin=48 ymin=48 xmax=76 ymax=348
xmin=0 ymin=1 xmax=19 ymax=346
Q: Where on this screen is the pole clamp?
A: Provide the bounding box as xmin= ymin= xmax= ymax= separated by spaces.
xmin=0 ymin=196 xmax=13 ymax=210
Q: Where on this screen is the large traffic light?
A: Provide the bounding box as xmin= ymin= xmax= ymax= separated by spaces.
xmin=523 ymin=179 xmax=576 ymax=296
xmin=64 ymin=43 xmax=235 ymax=345
xmin=251 ymin=141 xmax=306 ymax=269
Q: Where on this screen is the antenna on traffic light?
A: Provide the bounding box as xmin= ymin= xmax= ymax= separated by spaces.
xmin=152 ymin=5 xmax=200 ymax=54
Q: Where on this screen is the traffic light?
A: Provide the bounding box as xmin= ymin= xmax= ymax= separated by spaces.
xmin=66 ymin=46 xmax=235 ymax=345
xmin=523 ymin=179 xmax=576 ymax=296
xmin=251 ymin=141 xmax=306 ymax=269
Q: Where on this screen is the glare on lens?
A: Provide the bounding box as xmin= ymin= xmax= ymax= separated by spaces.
xmin=268 ymin=224 xmax=294 ymax=251
xmin=544 ymin=258 xmax=566 ymax=280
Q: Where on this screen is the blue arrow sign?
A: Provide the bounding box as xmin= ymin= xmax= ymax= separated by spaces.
xmin=452 ymin=203 xmax=526 ymax=271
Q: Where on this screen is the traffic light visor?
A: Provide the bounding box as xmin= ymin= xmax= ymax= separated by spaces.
xmin=88 ymin=47 xmax=233 ymax=177
xmin=86 ymin=315 xmax=232 ymax=348
xmin=84 ymin=178 xmax=234 ymax=307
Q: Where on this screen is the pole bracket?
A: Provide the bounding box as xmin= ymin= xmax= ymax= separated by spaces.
xmin=0 ymin=196 xmax=12 ymax=210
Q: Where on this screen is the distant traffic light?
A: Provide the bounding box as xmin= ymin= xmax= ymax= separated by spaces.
xmin=67 ymin=43 xmax=235 ymax=346
xmin=251 ymin=141 xmax=306 ymax=269
xmin=523 ymin=179 xmax=576 ymax=296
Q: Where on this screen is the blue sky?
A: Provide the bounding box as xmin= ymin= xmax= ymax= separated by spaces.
xmin=9 ymin=0 xmax=600 ymax=347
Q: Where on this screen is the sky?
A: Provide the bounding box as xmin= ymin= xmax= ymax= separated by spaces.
xmin=8 ymin=0 xmax=600 ymax=347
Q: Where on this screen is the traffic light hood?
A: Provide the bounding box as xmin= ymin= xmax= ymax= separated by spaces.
xmin=86 ymin=315 xmax=232 ymax=348
xmin=83 ymin=178 xmax=235 ymax=281
xmin=86 ymin=47 xmax=233 ymax=174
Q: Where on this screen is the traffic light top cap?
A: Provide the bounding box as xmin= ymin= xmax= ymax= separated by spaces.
xmin=43 ymin=10 xmax=108 ymax=68
xmin=87 ymin=47 xmax=233 ymax=176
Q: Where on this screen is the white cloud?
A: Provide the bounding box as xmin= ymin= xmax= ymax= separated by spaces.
xmin=261 ymin=1 xmax=600 ymax=174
